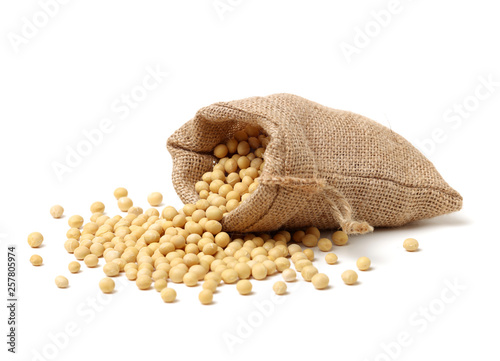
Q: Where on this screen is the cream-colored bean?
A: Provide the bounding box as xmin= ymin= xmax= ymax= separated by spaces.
xmin=302 ymin=234 xmax=318 ymax=248
xmin=30 ymin=254 xmax=43 ymax=266
xmin=341 ymin=270 xmax=358 ymax=285
xmin=114 ymin=187 xmax=128 ymax=200
xmin=282 ymin=268 xmax=296 ymax=282
xmin=318 ymin=238 xmax=333 ymax=252
xmin=74 ymin=246 xmax=90 ymax=260
xmin=311 ymin=273 xmax=329 ymax=289
xmin=68 ymin=261 xmax=81 ymax=273
xmin=169 ymin=266 xmax=187 ymax=283
xmin=205 ymin=220 xmax=222 ymax=235
xmin=84 ymin=254 xmax=99 ymax=268
xmin=68 ymin=215 xmax=84 ymax=228
xmin=55 ymin=276 xmax=69 ymax=288
xmin=295 ymin=259 xmax=312 ymax=272
xmin=154 ymin=279 xmax=168 ymax=292
xmin=332 ymin=231 xmax=348 ymax=246
xmin=161 ymin=288 xmax=177 ymax=303
xmin=214 ymin=144 xmax=229 ymax=158
xmin=288 ymin=244 xmax=302 ymax=256
xmin=136 ymin=275 xmax=152 ymax=290
xmin=301 ymin=265 xmax=318 ymax=282
xmin=234 ymin=262 xmax=251 ymax=279
xmin=202 ymin=280 xmax=218 ymax=292
xmin=117 ymin=197 xmax=133 ymax=212
xmin=90 ymin=202 xmax=105 ymax=213
xmin=126 ymin=268 xmax=138 ymax=280
xmin=325 ymin=253 xmax=338 ymax=265
xmin=103 ymin=262 xmax=120 ymax=277
xmin=263 ymin=260 xmax=277 ymax=275
xmin=206 ymin=206 xmax=223 ymax=221
xmin=183 ymin=272 xmax=198 ymax=287
xmin=199 ymin=289 xmax=213 ymax=305
xmin=27 ymin=232 xmax=44 ymax=248
xmin=303 ymin=248 xmax=314 ymax=261
xmin=221 ymin=268 xmax=238 ymax=284
xmin=236 ymin=280 xmax=252 ymax=295
xmin=50 ymin=205 xmax=64 ymax=218
xmin=99 ymin=278 xmax=115 ymax=293
xmin=251 ymin=263 xmax=267 ymax=280
xmin=148 ymin=192 xmax=163 ymax=207
xmin=273 ymin=281 xmax=287 ymax=295
xmin=403 ymin=238 xmax=419 ymax=252
xmin=356 ymin=256 xmax=371 ymax=271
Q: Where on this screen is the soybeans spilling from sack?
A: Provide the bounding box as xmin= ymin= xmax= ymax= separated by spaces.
xmin=28 ymin=94 xmax=461 ymax=304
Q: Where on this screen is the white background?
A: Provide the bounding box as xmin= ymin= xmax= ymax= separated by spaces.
xmin=1 ymin=1 xmax=499 ymax=360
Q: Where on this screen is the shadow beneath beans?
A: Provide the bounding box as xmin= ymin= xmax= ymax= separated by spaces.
xmin=345 ymin=281 xmax=361 ymax=287
xmin=337 ymin=214 xmax=472 ymax=248
xmin=375 ymin=213 xmax=472 ymax=233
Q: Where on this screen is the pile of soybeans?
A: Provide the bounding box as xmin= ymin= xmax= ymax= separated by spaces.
xmin=28 ymin=125 xmax=419 ymax=305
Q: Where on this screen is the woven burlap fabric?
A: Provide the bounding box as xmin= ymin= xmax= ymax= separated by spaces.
xmin=167 ymin=93 xmax=462 ymax=234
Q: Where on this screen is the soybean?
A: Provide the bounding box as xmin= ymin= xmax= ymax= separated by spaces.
xmin=99 ymin=278 xmax=115 ymax=293
xmin=273 ymin=281 xmax=287 ymax=295
xmin=161 ymin=288 xmax=177 ymax=303
xmin=68 ymin=261 xmax=81 ymax=273
xmin=311 ymin=273 xmax=329 ymax=290
xmin=318 ymin=238 xmax=333 ymax=252
xmin=148 ymin=192 xmax=163 ymax=207
xmin=356 ymin=257 xmax=371 ymax=271
xmin=30 ymin=254 xmax=43 ymax=266
xmin=325 ymin=253 xmax=338 ymax=265
xmin=27 ymin=232 xmax=44 ymax=248
xmin=282 ymin=268 xmax=296 ymax=282
xmin=199 ymin=289 xmax=213 ymax=305
xmin=236 ymin=280 xmax=252 ymax=295
xmin=403 ymin=238 xmax=419 ymax=252
xmin=68 ymin=215 xmax=84 ymax=229
xmin=55 ymin=276 xmax=69 ymax=288
xmin=84 ymin=254 xmax=99 ymax=268
xmin=332 ymin=231 xmax=348 ymax=246
xmin=50 ymin=205 xmax=64 ymax=218
xmin=341 ymin=270 xmax=358 ymax=285
xmin=103 ymin=262 xmax=120 ymax=277
xmin=117 ymin=197 xmax=133 ymax=212
xmin=90 ymin=202 xmax=105 ymax=213
xmin=136 ymin=275 xmax=152 ymax=290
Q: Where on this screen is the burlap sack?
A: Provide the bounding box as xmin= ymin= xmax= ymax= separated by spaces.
xmin=167 ymin=93 xmax=462 ymax=234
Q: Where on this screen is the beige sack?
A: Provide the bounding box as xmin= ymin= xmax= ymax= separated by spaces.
xmin=167 ymin=93 xmax=462 ymax=234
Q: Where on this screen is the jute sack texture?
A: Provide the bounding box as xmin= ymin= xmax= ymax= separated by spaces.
xmin=167 ymin=93 xmax=462 ymax=234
